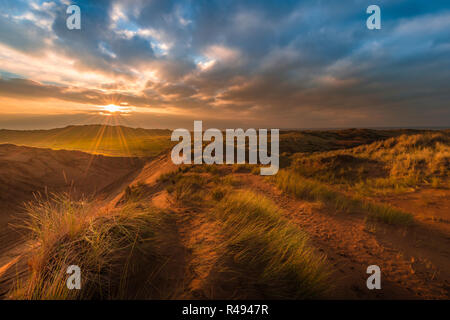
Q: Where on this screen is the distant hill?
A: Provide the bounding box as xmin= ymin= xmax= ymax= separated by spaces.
xmin=0 ymin=125 xmax=172 ymax=157
xmin=278 ymin=128 xmax=429 ymax=154
xmin=290 ymin=130 xmax=449 ymax=189
xmin=0 ymin=125 xmax=433 ymax=158
xmin=0 ymin=144 xmax=145 ymax=211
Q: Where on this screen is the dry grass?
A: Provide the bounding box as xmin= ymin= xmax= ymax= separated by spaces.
xmin=354 ymin=132 xmax=449 ymax=188
xmin=159 ymin=168 xmax=330 ymax=298
xmin=213 ymin=190 xmax=329 ymax=299
xmin=232 ymin=163 xmax=255 ymax=173
xmin=12 ymin=193 xmax=174 ymax=299
xmin=290 ymin=131 xmax=449 ymax=195
xmin=275 ymin=170 xmax=413 ymax=226
xmin=171 ymin=174 xmax=207 ymax=205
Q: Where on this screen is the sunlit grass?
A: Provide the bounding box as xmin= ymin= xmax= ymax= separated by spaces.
xmin=275 ymin=170 xmax=413 ymax=226
xmin=0 ymin=124 xmax=173 ymax=157
xmin=13 ymin=193 xmax=175 ymax=299
xmin=213 ymin=190 xmax=329 ymax=299
xmin=290 ymin=131 xmax=449 ymax=193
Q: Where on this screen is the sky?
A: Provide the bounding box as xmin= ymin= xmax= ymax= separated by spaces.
xmin=0 ymin=0 xmax=449 ymax=130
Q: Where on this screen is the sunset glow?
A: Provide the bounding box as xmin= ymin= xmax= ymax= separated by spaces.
xmin=0 ymin=0 xmax=448 ymax=305
xmin=100 ymin=104 xmax=130 ymax=115
xmin=0 ymin=0 xmax=448 ymax=130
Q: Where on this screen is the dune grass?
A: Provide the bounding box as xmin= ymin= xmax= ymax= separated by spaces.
xmin=13 ymin=193 xmax=174 ymax=299
xmin=290 ymin=131 xmax=449 ymax=194
xmin=170 ymin=174 xmax=207 ymax=205
xmin=275 ymin=170 xmax=413 ymax=226
xmin=159 ymin=170 xmax=330 ymax=298
xmin=213 ymin=190 xmax=329 ymax=299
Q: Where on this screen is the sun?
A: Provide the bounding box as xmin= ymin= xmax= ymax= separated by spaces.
xmin=99 ymin=104 xmax=130 ymax=115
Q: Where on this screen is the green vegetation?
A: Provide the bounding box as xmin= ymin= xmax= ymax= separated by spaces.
xmin=171 ymin=174 xmax=207 ymax=205
xmin=158 ymin=167 xmax=330 ymax=298
xmin=13 ymin=193 xmax=175 ymax=299
xmin=278 ymin=128 xmax=421 ymax=154
xmin=0 ymin=125 xmax=172 ymax=157
xmin=10 ymin=129 xmax=447 ymax=300
xmin=213 ymin=191 xmax=329 ymax=299
xmin=221 ymin=175 xmax=242 ymax=187
xmin=275 ymin=170 xmax=413 ymax=225
xmin=290 ymin=131 xmax=450 ymax=195
xmin=15 ymin=167 xmax=331 ymax=299
xmin=158 ymin=168 xmax=211 ymax=206
xmin=123 ymin=182 xmax=148 ymax=202
xmin=0 ymin=125 xmax=434 ymax=161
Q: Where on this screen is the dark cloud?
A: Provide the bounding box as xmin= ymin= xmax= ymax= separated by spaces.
xmin=0 ymin=78 xmax=162 ymax=108
xmin=0 ymin=0 xmax=449 ymax=128
xmin=0 ymin=14 xmax=49 ymax=53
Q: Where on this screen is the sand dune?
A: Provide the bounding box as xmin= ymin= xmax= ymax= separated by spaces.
xmin=1 ymin=129 xmax=448 ymax=300
xmin=0 ymin=143 xmax=146 ymax=297
xmin=0 ymin=143 xmax=144 ymax=210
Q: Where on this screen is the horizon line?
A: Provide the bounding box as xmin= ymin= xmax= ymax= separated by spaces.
xmin=0 ymin=124 xmax=449 ymax=132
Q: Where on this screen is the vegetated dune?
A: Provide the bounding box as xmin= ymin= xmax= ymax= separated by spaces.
xmin=291 ymin=130 xmax=449 ymax=185
xmin=0 ymin=143 xmax=146 ymax=297
xmin=0 ymin=125 xmax=423 ymax=158
xmin=13 ymin=154 xmax=450 ymax=299
xmin=3 ymin=129 xmax=449 ymax=300
xmin=0 ymin=125 xmax=172 ymax=157
xmin=278 ymin=131 xmax=450 ymax=298
xmin=290 ymin=131 xmax=450 ymax=228
xmin=278 ymin=128 xmax=427 ymax=154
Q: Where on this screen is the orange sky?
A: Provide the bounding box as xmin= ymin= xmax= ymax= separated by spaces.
xmin=0 ymin=1 xmax=449 ymax=129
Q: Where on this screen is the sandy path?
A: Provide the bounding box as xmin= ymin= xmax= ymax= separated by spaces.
xmin=3 ymin=149 xmax=447 ymax=299
xmin=150 ymin=189 xmax=225 ymax=299
xmin=240 ymin=174 xmax=449 ymax=299
xmin=140 ymin=158 xmax=449 ymax=299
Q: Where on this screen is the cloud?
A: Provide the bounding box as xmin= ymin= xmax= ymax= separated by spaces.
xmin=0 ymin=77 xmax=162 ymax=108
xmin=0 ymin=0 xmax=449 ymax=128
xmin=0 ymin=13 xmax=50 ymax=53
